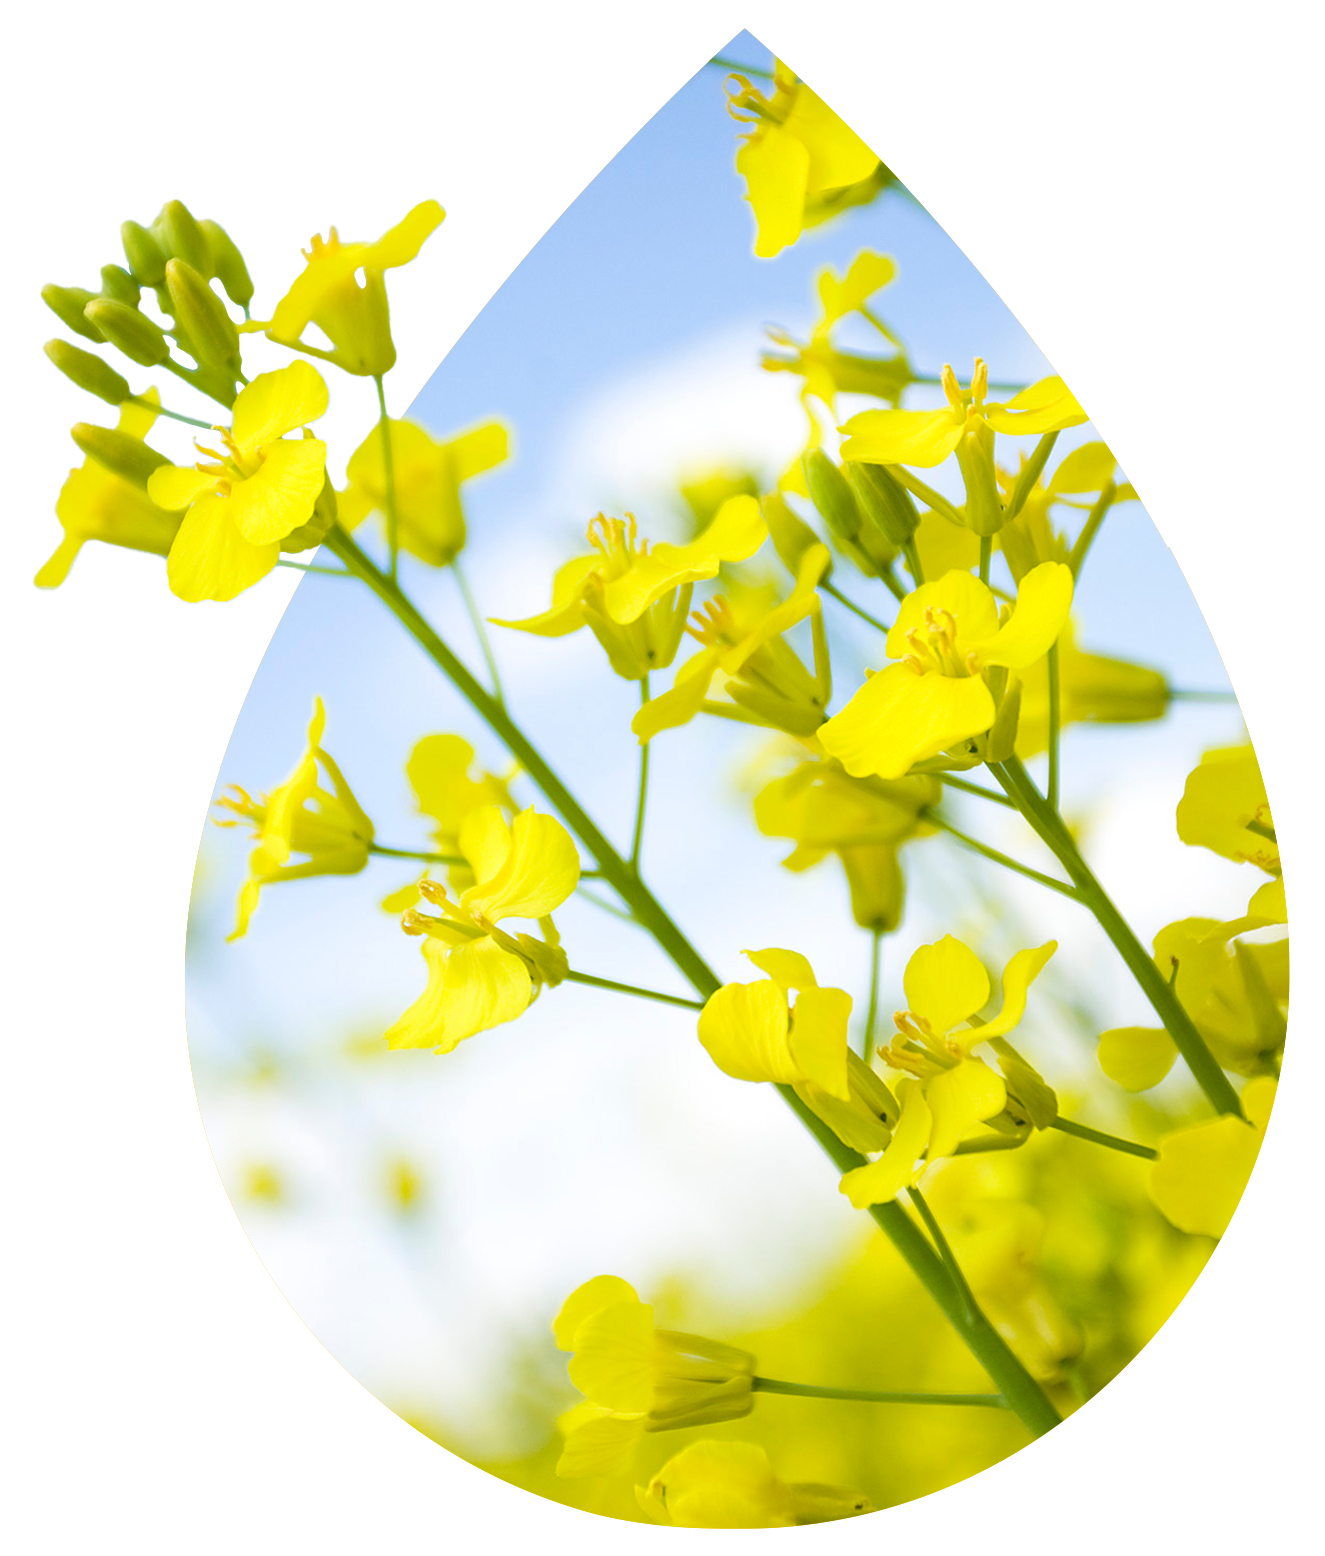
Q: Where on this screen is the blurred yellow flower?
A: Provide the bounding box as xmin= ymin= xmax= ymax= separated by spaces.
xmin=1015 ymin=623 xmax=1169 ymax=758
xmin=148 ymin=361 xmax=328 ymax=602
xmin=1150 ymin=1077 xmax=1276 ymax=1237
xmin=819 ymin=564 xmax=1073 ymax=780
xmin=216 ymin=696 xmax=374 ymax=940
xmin=492 ymin=496 xmax=766 ymax=680
xmin=637 ymin=1440 xmax=871 ymax=1528
xmin=553 ymin=1276 xmax=754 ymax=1478
xmin=841 ymin=936 xmax=1056 ymax=1207
xmin=267 ymin=200 xmax=444 ymax=376
xmin=386 ymin=806 xmax=578 ymax=1053
xmin=339 ymin=418 xmax=506 ymax=567
xmin=1177 ymin=743 xmax=1278 ymax=874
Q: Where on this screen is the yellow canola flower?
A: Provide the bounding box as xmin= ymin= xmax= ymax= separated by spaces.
xmin=1150 ymin=1076 xmax=1276 ymax=1238
xmin=267 ymin=200 xmax=444 ymax=377
xmin=148 ymin=361 xmax=328 ymax=602
xmin=385 ymin=805 xmax=579 ymax=1053
xmin=36 ymin=392 xmax=180 ymax=587
xmin=1176 ymin=743 xmax=1278 ymax=874
xmin=839 ymin=359 xmax=1087 ymax=468
xmin=339 ymin=418 xmax=506 ymax=567
xmin=819 ymin=563 xmax=1073 ymax=781
xmin=215 ymin=697 xmax=374 ymax=940
xmin=492 ymin=496 xmax=766 ymax=681
xmin=1015 ymin=623 xmax=1169 ymax=758
xmin=840 ymin=936 xmax=1056 ymax=1208
xmin=552 ymin=1276 xmax=754 ymax=1478
xmin=633 ymin=543 xmax=831 ymax=742
xmin=727 ymin=63 xmax=883 ymax=259
xmin=637 ymin=1440 xmax=871 ymax=1528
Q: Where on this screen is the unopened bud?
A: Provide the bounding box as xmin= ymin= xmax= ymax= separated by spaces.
xmin=199 ymin=219 xmax=254 ymax=308
xmin=761 ymin=492 xmax=829 ymax=577
xmin=121 ymin=220 xmax=167 ymax=286
xmin=802 ymin=449 xmax=862 ymax=541
xmin=845 ymin=461 xmax=919 ymax=546
xmin=986 ymin=677 xmax=1022 ymax=762
xmin=43 ymin=283 xmax=103 ymax=343
xmin=153 ymin=199 xmax=213 ymax=274
xmin=954 ymin=421 xmax=1004 ymax=536
xmin=44 ymin=339 xmax=130 ymax=405
xmin=70 ymin=422 xmax=170 ymax=489
xmin=99 ymin=264 xmax=140 ymax=307
xmin=84 ymin=298 xmax=171 ymax=366
xmin=165 ymin=258 xmax=240 ymax=373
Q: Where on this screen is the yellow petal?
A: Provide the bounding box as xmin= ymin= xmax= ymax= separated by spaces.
xmin=926 ymin=1058 xmax=1007 ymax=1160
xmin=490 ymin=553 xmax=601 ymax=636
xmin=737 ymin=124 xmax=810 ymax=259
xmin=434 ymin=936 xmax=532 ymax=1050
xmin=231 ymin=361 xmax=328 ymax=451
xmin=839 ymin=1081 xmax=932 ymax=1208
xmin=1248 ymin=878 xmax=1287 ymax=924
xmin=456 ymin=804 xmax=512 ymax=885
xmin=383 ymin=938 xmax=451 ymax=1050
xmin=446 ymin=420 xmax=508 ymax=482
xmin=642 ymin=1440 xmax=797 ymax=1528
xmin=556 ymin=1403 xmax=643 ymax=1479
xmin=600 ymin=494 xmax=766 ymax=625
xmin=166 ymin=496 xmax=279 ymax=602
xmin=885 ymin=570 xmax=1000 ymax=661
xmin=566 ymin=1296 xmax=656 ymax=1415
xmin=632 ymin=649 xmax=718 ymax=742
xmin=1175 ymin=744 xmax=1278 ymax=872
xmin=984 ymin=375 xmax=1087 ymax=435
xmin=361 ymin=198 xmax=445 ymax=269
xmin=785 ymin=84 xmax=879 ymax=192
xmin=817 ymin=251 xmax=895 ymax=325
xmin=148 ymin=464 xmax=214 ymax=510
xmin=903 ymin=935 xmax=991 ymax=1036
xmin=1150 ymin=1079 xmax=1275 ymax=1237
xmin=838 ymin=407 xmax=963 ymax=467
xmin=971 ymin=562 xmax=1073 ymax=670
xmin=697 ymin=979 xmax=798 ymax=1085
xmin=742 ymin=948 xmax=818 ymax=991
xmin=1048 ymin=440 xmax=1116 ymax=494
xmin=227 ymin=437 xmax=327 ymax=544
xmin=461 ymin=806 xmax=580 ymax=922
xmin=961 ymin=942 xmax=1057 ymax=1049
xmin=552 ymin=1275 xmax=639 ymax=1349
xmin=818 ymin=662 xmax=996 ymax=780
xmin=1098 ymin=1026 xmax=1178 ymax=1091
xmin=786 ymin=985 xmax=852 ymax=1101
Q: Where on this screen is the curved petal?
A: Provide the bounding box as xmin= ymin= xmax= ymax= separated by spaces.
xmin=1248 ymin=878 xmax=1287 ymax=925
xmin=717 ymin=542 xmax=829 ymax=676
xmin=556 ymin=1403 xmax=644 ymax=1480
xmin=984 ymin=375 xmax=1087 ymax=435
xmin=839 ymin=1081 xmax=932 ymax=1208
xmin=166 ymin=496 xmax=279 ymax=602
xmin=1150 ymin=1081 xmax=1274 ymax=1238
xmin=567 ymin=1295 xmax=656 ymax=1414
xmin=818 ymin=251 xmax=895 ymax=326
xmin=838 ymin=407 xmax=963 ymax=467
xmin=737 ymin=124 xmax=811 ymax=259
xmin=361 ymin=199 xmax=445 ymax=270
xmin=743 ymin=948 xmax=818 ymax=991
xmin=885 ymin=570 xmax=1000 ymax=661
xmin=435 ymin=935 xmax=532 ymax=1050
xmin=462 ymin=806 xmax=580 ymax=922
xmin=971 ymin=562 xmax=1073 ymax=670
xmin=697 ymin=979 xmax=796 ymax=1084
xmin=633 ymin=649 xmax=718 ymax=742
xmin=232 ymin=360 xmax=329 ymax=450
xmin=384 ymin=937 xmax=451 ymax=1051
xmin=1098 ymin=1026 xmax=1178 ymax=1091
xmin=148 ymin=464 xmax=214 ymax=510
xmin=787 ymin=985 xmax=852 ymax=1101
xmin=903 ymin=935 xmax=990 ymax=1036
xmin=228 ymin=437 xmax=326 ymax=544
xmin=1048 ymin=440 xmax=1117 ymax=495
xmin=643 ymin=1441 xmax=796 ymax=1529
xmin=926 ymin=1058 xmax=1007 ymax=1160
xmin=490 ymin=553 xmax=601 ymax=636
xmin=456 ymin=804 xmax=512 ymax=885
xmin=601 ymin=495 xmax=766 ymax=625
xmin=553 ymin=1275 xmax=639 ymax=1350
xmin=960 ymin=941 xmax=1058 ymax=1049
xmin=784 ymin=84 xmax=880 ymax=192
xmin=818 ymin=664 xmax=995 ymax=780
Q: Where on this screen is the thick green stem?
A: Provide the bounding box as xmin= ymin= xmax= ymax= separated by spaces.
xmin=373 ymin=375 xmax=400 ymax=583
xmin=631 ymin=676 xmax=650 ymax=870
xmin=324 ymin=524 xmax=1061 ymax=1439
xmin=989 ymin=756 xmax=1243 ymax=1116
xmin=978 ymin=535 xmax=992 ymax=586
xmin=752 ymin=1377 xmax=1006 ymax=1409
xmin=1050 ymin=1117 xmax=1158 ymax=1161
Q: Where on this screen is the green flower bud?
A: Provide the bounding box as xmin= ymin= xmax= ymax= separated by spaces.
xmin=165 ymin=258 xmax=240 ymax=373
xmin=84 ymin=298 xmax=171 ymax=366
xmin=121 ymin=220 xmax=168 ymax=286
xmin=43 ymin=283 xmax=104 ymax=343
xmin=199 ymin=219 xmax=254 ymax=308
xmin=99 ymin=264 xmax=140 ymax=307
xmin=152 ymin=199 xmax=213 ymax=274
xmin=985 ymin=676 xmax=1022 ymax=763
xmin=802 ymin=449 xmax=862 ymax=541
xmin=70 ymin=422 xmax=172 ymax=489
xmin=761 ymin=492 xmax=829 ymax=577
xmin=845 ymin=461 xmax=919 ymax=546
xmin=44 ymin=339 xmax=131 ymax=405
xmin=954 ymin=421 xmax=1004 ymax=536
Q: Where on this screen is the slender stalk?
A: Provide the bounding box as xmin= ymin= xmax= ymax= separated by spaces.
xmin=912 ymin=373 xmax=1028 ymax=396
xmin=1047 ymin=643 xmax=1062 ymax=811
xmin=370 ymin=844 xmax=465 ymax=865
xmin=989 ymin=756 xmax=1243 ymax=1116
xmin=373 ymin=374 xmax=400 ymax=583
xmin=563 ymin=969 xmax=704 ymax=1011
xmin=937 ymin=773 xmax=1017 ymax=810
xmin=708 ymin=55 xmax=775 ymax=78
xmin=277 ymin=559 xmax=352 ymax=577
xmin=823 ymin=579 xmax=891 ymax=634
xmin=1169 ymin=688 xmax=1238 ymax=703
xmin=1246 ymin=819 xmax=1276 ymax=844
xmin=889 ymin=468 xmax=962 ymax=526
xmin=129 ymin=396 xmax=213 ymax=429
xmin=978 ymin=534 xmax=992 ymax=586
xmin=452 ymin=560 xmax=505 ymax=707
xmin=1004 ymin=432 xmax=1059 ymax=524
xmin=577 ymin=887 xmax=640 ymax=925
xmin=862 ymin=927 xmax=883 ymax=1062
xmin=323 ymin=524 xmax=1062 ymax=1439
xmin=1068 ymin=481 xmax=1117 ymax=578
xmin=752 ymin=1377 xmax=1006 ymax=1409
xmin=631 ymin=675 xmax=650 ymax=871
xmin=928 ymin=813 xmax=1079 ymax=900
xmin=908 ymin=1186 xmax=979 ymax=1322
xmin=1050 ymin=1117 xmax=1158 ymax=1161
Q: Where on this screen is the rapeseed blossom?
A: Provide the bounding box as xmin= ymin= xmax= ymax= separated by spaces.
xmin=637 ymin=1441 xmax=870 ymax=1527
xmin=1176 ymin=743 xmax=1278 ymax=874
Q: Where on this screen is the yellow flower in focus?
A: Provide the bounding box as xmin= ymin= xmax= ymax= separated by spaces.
xmin=1177 ymin=743 xmax=1278 ymax=874
xmin=552 ymin=1276 xmax=754 ymax=1478
xmin=267 ymin=200 xmax=444 ymax=376
xmin=819 ymin=564 xmax=1073 ymax=780
xmin=148 ymin=362 xmax=329 ymax=602
xmin=637 ymin=1440 xmax=871 ymax=1528
xmin=339 ymin=418 xmax=507 ymax=567
xmin=492 ymin=496 xmax=767 ymax=680
xmin=1150 ymin=1076 xmax=1276 ymax=1237
xmin=1155 ymin=914 xmax=1288 ymax=1076
xmin=36 ymin=393 xmax=180 ymax=587
xmin=216 ymin=697 xmax=374 ymax=940
xmin=1015 ymin=623 xmax=1169 ymax=758
xmin=385 ymin=805 xmax=579 ymax=1053
xmin=840 ymin=936 xmax=1056 ymax=1208
xmin=727 ymin=64 xmax=883 ymax=258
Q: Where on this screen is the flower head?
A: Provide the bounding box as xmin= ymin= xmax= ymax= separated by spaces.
xmin=552 ymin=1276 xmax=755 ymax=1479
xmin=1176 ymin=743 xmax=1278 ymax=874
xmin=637 ymin=1441 xmax=871 ymax=1528
xmin=386 ymin=805 xmax=579 ymax=1053
xmin=148 ymin=361 xmax=328 ymax=602
xmin=216 ymin=697 xmax=374 ymax=939
xmin=267 ymin=200 xmax=444 ymax=376
xmin=819 ymin=564 xmax=1073 ymax=780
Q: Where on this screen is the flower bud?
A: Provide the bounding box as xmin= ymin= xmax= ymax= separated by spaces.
xmin=801 ymin=448 xmax=862 ymax=541
xmin=165 ymin=258 xmax=240 ymax=373
xmin=44 ymin=339 xmax=130 ymax=405
xmin=954 ymin=420 xmax=1004 ymax=536
xmin=198 ymin=219 xmax=254 ymax=308
xmin=99 ymin=264 xmax=140 ymax=307
xmin=70 ymin=422 xmax=171 ymax=489
xmin=985 ymin=676 xmax=1022 ymax=762
xmin=761 ymin=492 xmax=829 ymax=577
xmin=121 ymin=220 xmax=168 ymax=286
xmin=43 ymin=283 xmax=104 ymax=343
xmin=845 ymin=460 xmax=919 ymax=546
xmin=152 ymin=199 xmax=212 ymax=274
xmin=84 ymin=298 xmax=171 ymax=366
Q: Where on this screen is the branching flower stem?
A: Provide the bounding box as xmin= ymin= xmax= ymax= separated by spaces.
xmin=323 ymin=522 xmax=1063 ymax=1441
xmin=822 ymin=579 xmax=891 ymax=634
xmin=752 ymin=1377 xmax=1007 ymax=1409
xmin=563 ymin=969 xmax=704 ymax=1010
xmin=927 ymin=812 xmax=1079 ymax=899
xmin=452 ymin=559 xmax=505 ymax=707
xmin=631 ymin=675 xmax=650 ymax=871
xmin=1050 ymin=1117 xmax=1158 ymax=1161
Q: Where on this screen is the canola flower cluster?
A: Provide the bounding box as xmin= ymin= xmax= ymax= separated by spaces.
xmin=37 ymin=57 xmax=1287 ymax=1528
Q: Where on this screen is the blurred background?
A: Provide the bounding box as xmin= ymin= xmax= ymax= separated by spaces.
xmin=186 ymin=31 xmax=1258 ymax=1518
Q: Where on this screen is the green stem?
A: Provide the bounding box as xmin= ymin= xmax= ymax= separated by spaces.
xmin=373 ymin=374 xmax=400 ymax=584
xmin=577 ymin=887 xmax=640 ymax=925
xmin=1050 ymin=1117 xmax=1158 ymax=1161
xmin=631 ymin=675 xmax=650 ymax=871
xmin=937 ymin=773 xmax=1017 ymax=810
xmin=989 ymin=756 xmax=1243 ymax=1117
xmin=908 ymin=1186 xmax=980 ymax=1322
xmin=1047 ymin=643 xmax=1062 ymax=811
xmin=130 ymin=396 xmax=213 ymax=429
xmin=1004 ymin=432 xmax=1059 ymax=524
xmin=1068 ymin=481 xmax=1117 ymax=578
xmin=822 ymin=580 xmax=891 ymax=634
xmin=370 ymin=844 xmax=464 ymax=865
xmin=563 ymin=969 xmax=703 ymax=1011
xmin=928 ymin=813 xmax=1078 ymax=900
xmin=1169 ymin=688 xmax=1238 ymax=703
xmin=752 ymin=1377 xmax=1006 ymax=1409
xmin=912 ymin=373 xmax=1028 ymax=396
xmin=452 ymin=560 xmax=505 ymax=707
xmin=889 ymin=468 xmax=962 ymax=527
xmin=862 ymin=927 xmax=883 ymax=1062
xmin=978 ymin=535 xmax=992 ymax=586
xmin=1246 ymin=819 xmax=1276 ymax=844
xmin=708 ymin=55 xmax=775 ymax=78
xmin=323 ymin=523 xmax=1061 ymax=1439
xmin=277 ymin=559 xmax=352 ymax=577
